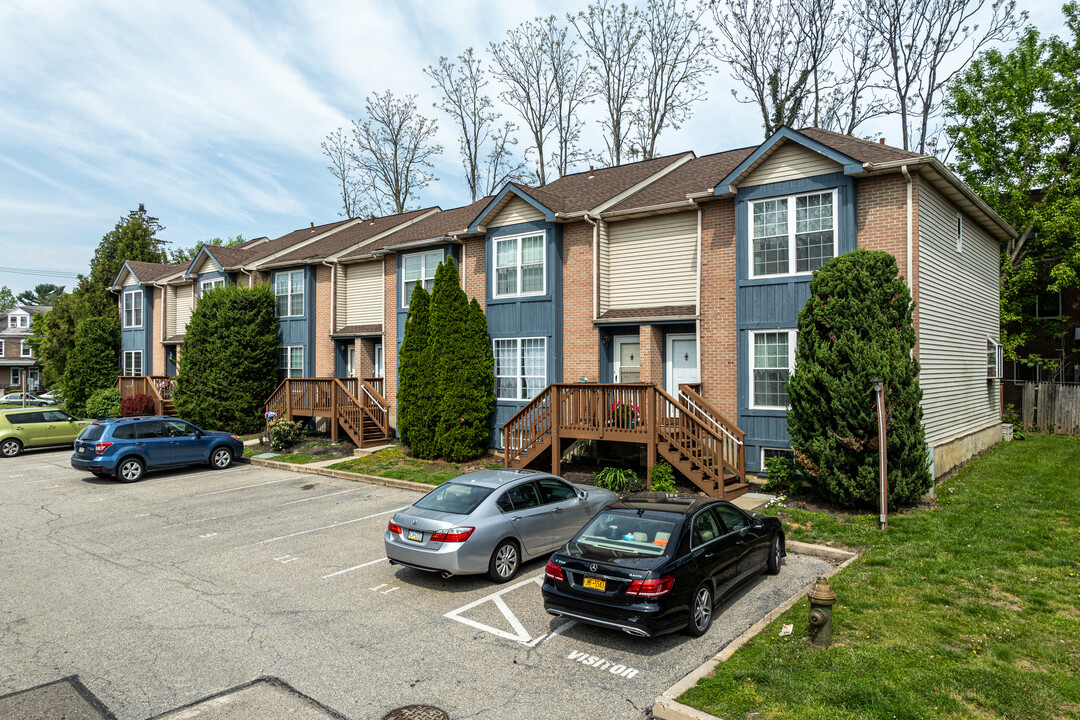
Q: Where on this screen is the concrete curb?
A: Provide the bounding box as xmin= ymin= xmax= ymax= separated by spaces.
xmin=651 ymin=542 xmax=860 ymax=720
xmin=237 ymin=456 xmax=435 ymax=494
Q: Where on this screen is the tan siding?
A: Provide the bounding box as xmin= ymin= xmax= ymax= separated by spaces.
xmin=345 ymin=261 xmax=382 ymax=326
xmin=607 ymin=212 xmax=697 ymax=309
xmin=175 ymin=283 xmax=194 ymax=333
xmin=122 ymin=272 xmax=138 ymax=286
xmin=917 ymin=182 xmax=1000 ymax=445
xmin=334 ymin=264 xmax=347 ymax=332
xmin=487 ymin=195 xmax=544 ymax=228
xmin=598 ymin=219 xmax=610 ymax=315
xmin=743 ymin=142 xmax=843 ymax=186
xmin=191 ymin=253 xmax=221 ymax=276
xmin=165 ymin=286 xmax=177 ymax=337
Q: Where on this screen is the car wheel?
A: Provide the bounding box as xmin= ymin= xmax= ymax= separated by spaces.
xmin=487 ymin=539 xmax=520 ymax=583
xmin=766 ymin=534 xmax=782 ymax=575
xmin=117 ymin=457 xmax=144 ymax=483
xmin=1 ymin=438 xmax=23 ymax=457
xmin=686 ymin=582 xmax=714 ymax=637
xmin=38 ymin=402 xmax=46 ymax=407
xmin=210 ymin=447 xmax=233 ymax=469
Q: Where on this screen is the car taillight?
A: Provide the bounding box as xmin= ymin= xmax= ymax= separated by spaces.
xmin=625 ymin=576 xmax=674 ymax=598
xmin=545 ymin=560 xmax=565 ymax=582
xmin=430 ymin=527 xmax=474 ymax=543
xmin=387 ymin=520 xmax=402 ymax=534
xmin=94 ymin=441 xmax=113 ymax=454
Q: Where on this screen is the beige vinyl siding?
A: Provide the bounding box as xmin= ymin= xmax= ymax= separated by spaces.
xmin=122 ymin=272 xmax=139 ymax=286
xmin=487 ymin=195 xmax=544 ymax=228
xmin=165 ymin=286 xmax=177 ymax=337
xmin=605 ymin=212 xmax=697 ymax=310
xmin=191 ymin=253 xmax=221 ymax=276
xmin=598 ymin=219 xmax=610 ymax=314
xmin=334 ymin=265 xmax=347 ymax=331
xmin=743 ymin=142 xmax=844 ymax=186
xmin=344 ymin=261 xmax=382 ymax=326
xmin=917 ymin=182 xmax=1000 ymax=445
xmin=175 ymin=283 xmax=194 ymax=334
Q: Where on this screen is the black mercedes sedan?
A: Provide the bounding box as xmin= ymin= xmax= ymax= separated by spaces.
xmin=541 ymin=493 xmax=785 ymax=638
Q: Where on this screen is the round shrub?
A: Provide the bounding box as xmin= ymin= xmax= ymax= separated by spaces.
xmin=266 ymin=416 xmax=303 ymax=452
xmin=120 ymin=392 xmax=155 ymax=416
xmin=85 ymin=388 xmax=121 ymax=419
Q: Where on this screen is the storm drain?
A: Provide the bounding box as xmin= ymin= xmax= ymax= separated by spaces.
xmin=382 ymin=705 xmax=450 ymax=720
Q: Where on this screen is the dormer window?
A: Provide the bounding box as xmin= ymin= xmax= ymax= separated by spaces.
xmin=8 ymin=313 xmax=29 ymax=329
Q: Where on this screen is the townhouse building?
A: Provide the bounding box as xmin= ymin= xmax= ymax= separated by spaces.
xmin=1 ymin=305 xmax=50 ymax=391
xmin=113 ymin=126 xmax=1013 ymax=486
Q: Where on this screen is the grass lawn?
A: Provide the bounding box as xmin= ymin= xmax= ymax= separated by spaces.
xmin=680 ymin=434 xmax=1080 ymax=720
xmin=267 ymin=452 xmax=334 ymax=464
xmin=328 ymin=445 xmax=502 ymax=485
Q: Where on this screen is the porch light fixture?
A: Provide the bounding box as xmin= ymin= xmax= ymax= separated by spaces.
xmin=602 ymin=336 xmax=611 ymax=346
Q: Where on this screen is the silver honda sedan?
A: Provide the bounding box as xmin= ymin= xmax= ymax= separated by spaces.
xmin=385 ymin=469 xmax=617 ymax=583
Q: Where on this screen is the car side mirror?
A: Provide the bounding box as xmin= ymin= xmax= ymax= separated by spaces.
xmin=753 ymin=518 xmax=764 ymax=529
xmin=576 ymin=489 xmax=588 ymax=501
xmin=196 ymin=431 xmax=204 ymax=438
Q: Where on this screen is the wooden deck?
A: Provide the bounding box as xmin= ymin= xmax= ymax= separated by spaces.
xmin=116 ymin=376 xmax=177 ymax=417
xmin=503 ymin=382 xmax=747 ymax=500
xmin=265 ymin=378 xmax=391 ymax=448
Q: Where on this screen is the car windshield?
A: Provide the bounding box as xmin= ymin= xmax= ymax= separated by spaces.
xmin=413 ymin=483 xmax=493 ymax=515
xmin=575 ymin=510 xmax=678 ymax=557
xmin=79 ymin=425 xmax=104 ymax=442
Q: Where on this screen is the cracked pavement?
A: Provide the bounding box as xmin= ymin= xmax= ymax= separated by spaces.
xmin=0 ymin=449 xmax=833 ymax=720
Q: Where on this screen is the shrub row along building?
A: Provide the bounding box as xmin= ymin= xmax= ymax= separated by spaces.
xmin=112 ymin=126 xmax=1012 ymax=489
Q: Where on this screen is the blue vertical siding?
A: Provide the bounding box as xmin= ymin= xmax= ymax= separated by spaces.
xmin=273 ymin=266 xmax=316 ymax=375
xmin=735 ymin=173 xmax=857 ymax=471
xmin=119 ymin=285 xmax=153 ymax=375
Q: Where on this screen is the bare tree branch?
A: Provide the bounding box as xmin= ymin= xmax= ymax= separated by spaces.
xmin=321 ymin=127 xmax=366 ymax=218
xmin=545 ymin=17 xmax=594 ymax=176
xmin=350 ymin=91 xmax=442 ymax=216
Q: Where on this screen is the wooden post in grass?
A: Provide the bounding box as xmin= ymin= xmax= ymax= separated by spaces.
xmin=872 ymin=378 xmax=887 ymax=530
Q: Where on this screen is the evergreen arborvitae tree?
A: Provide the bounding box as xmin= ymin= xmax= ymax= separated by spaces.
xmin=396 ymin=284 xmax=435 ymax=454
xmin=787 ymin=249 xmax=931 ymax=509
xmin=433 ymin=273 xmax=496 ymax=461
xmin=63 ymin=315 xmax=121 ymax=417
xmin=174 ymin=284 xmax=279 ymax=434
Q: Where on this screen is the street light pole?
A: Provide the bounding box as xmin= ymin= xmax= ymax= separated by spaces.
xmin=871 ymin=378 xmax=887 ymax=530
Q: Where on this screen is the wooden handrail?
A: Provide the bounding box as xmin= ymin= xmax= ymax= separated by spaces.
xmin=503 ymin=386 xmax=554 ymax=467
xmin=658 ymin=384 xmax=744 ymax=484
xmin=678 ymin=384 xmax=744 ymax=443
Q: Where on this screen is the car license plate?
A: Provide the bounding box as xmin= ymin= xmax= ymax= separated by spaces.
xmin=77 ymin=446 xmax=84 ymax=454
xmin=406 ymin=530 xmax=423 ymax=542
xmin=583 ymin=577 xmax=606 ymax=591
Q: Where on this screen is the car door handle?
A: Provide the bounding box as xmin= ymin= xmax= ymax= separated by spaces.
xmin=553 ymin=507 xmax=564 ymax=513
xmin=511 ymin=515 xmax=523 ymax=521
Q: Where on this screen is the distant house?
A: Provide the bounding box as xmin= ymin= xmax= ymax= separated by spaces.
xmin=0 ymin=305 xmax=50 ymax=391
xmin=1002 ymin=286 xmax=1080 ymax=410
xmin=112 ymin=126 xmax=1013 ymax=488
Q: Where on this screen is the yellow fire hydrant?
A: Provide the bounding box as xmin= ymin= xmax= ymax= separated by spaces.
xmin=807 ymin=575 xmax=837 ymax=648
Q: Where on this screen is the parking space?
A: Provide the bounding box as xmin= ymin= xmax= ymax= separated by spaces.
xmin=0 ymin=449 xmax=833 ymax=720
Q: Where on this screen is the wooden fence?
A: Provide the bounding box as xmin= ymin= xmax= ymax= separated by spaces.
xmin=1021 ymin=382 xmax=1080 ymax=434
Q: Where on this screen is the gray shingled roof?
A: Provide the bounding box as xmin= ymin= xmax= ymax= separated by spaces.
xmin=268 ymin=208 xmax=437 ymax=266
xmin=125 ymin=260 xmax=188 ymax=283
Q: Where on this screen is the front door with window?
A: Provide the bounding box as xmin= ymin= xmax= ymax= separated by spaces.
xmin=613 ymin=336 xmax=640 ymax=383
xmin=374 ymin=343 xmax=384 ymax=378
xmin=666 ymin=334 xmax=698 ymax=396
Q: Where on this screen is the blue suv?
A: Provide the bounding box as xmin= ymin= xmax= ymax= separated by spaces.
xmin=71 ymin=417 xmax=244 ymax=482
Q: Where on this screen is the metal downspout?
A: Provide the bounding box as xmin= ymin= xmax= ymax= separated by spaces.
xmin=322 ymin=259 xmax=337 ymax=334
xmin=584 ymin=213 xmax=599 ymax=321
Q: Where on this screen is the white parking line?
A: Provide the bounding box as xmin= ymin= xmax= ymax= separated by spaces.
xmin=444 ymin=574 xmax=556 ymax=645
xmin=248 ymin=507 xmax=406 ymax=547
xmin=323 ymin=557 xmax=388 ymax=579
xmin=197 ymin=477 xmax=297 ymax=496
xmin=279 ymin=488 xmax=358 ymax=506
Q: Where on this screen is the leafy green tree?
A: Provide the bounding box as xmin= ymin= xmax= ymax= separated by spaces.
xmin=396 ymin=284 xmax=436 ymax=455
xmin=945 ymin=7 xmax=1080 ymax=361
xmin=62 ymin=316 xmax=120 ymax=417
xmin=787 ymin=250 xmax=930 ymax=509
xmin=174 ymin=284 xmax=279 ymax=433
xmin=0 ymin=285 xmax=17 ymax=312
xmin=16 ymin=284 xmax=65 ymax=306
xmin=169 ymin=235 xmax=246 ymax=264
xmin=431 ymin=266 xmax=495 ymax=461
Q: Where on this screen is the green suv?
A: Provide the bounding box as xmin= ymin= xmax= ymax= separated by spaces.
xmin=1 ymin=408 xmax=91 ymax=457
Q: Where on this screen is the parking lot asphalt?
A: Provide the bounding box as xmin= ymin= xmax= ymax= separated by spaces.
xmin=0 ymin=449 xmax=833 ymax=720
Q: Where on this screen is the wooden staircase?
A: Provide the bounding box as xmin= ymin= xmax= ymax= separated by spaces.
xmin=116 ymin=376 xmax=178 ymax=417
xmin=265 ymin=377 xmax=391 ymax=448
xmin=503 ymin=383 xmax=747 ymax=500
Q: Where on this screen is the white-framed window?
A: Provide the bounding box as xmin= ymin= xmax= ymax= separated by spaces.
xmin=749 ymin=190 xmax=837 ymax=278
xmin=493 ymin=337 xmax=546 ymax=401
xmin=0 ymin=340 xmax=4 ymax=355
xmin=986 ymin=338 xmax=1003 ymax=379
xmin=122 ymin=290 xmax=143 ymax=328
xmin=1034 ymin=291 xmax=1061 ymax=319
xmin=9 ymin=368 xmax=19 ymax=385
xmin=279 ymin=346 xmax=303 ymax=379
xmin=8 ymin=313 xmax=29 ymax=328
xmin=402 ymin=250 xmax=442 ymax=307
xmin=20 ymin=341 xmax=31 ymax=358
xmin=123 ymin=350 xmax=143 ymax=377
xmin=274 ymin=270 xmax=304 ymax=317
xmin=200 ymin=277 xmax=225 ymax=294
xmin=345 ymin=344 xmax=356 ymax=377
xmin=493 ymin=232 xmax=545 ymax=297
xmin=750 ymin=329 xmax=797 ymax=409
xmin=1012 ymin=357 xmax=1054 ymax=385
xmin=762 ymin=447 xmax=796 ymax=467
xmin=956 ymin=213 xmax=963 ymax=253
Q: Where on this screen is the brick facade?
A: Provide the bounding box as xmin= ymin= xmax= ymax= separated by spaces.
xmin=698 ymin=199 xmax=738 ymax=419
xmin=639 ymin=324 xmax=664 ymax=385
xmin=462 ymin=236 xmax=486 ymax=311
xmin=312 ymin=264 xmax=335 ymax=376
xmin=562 ymin=220 xmax=599 ymax=382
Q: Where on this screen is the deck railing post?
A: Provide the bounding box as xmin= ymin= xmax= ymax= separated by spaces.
xmin=503 ymin=424 xmax=510 ymax=468
xmin=550 ymin=386 xmax=561 ymax=476
xmin=645 ymin=386 xmax=656 ymax=489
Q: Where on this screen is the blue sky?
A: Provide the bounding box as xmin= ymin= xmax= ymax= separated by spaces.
xmin=0 ymin=0 xmax=1068 ymax=296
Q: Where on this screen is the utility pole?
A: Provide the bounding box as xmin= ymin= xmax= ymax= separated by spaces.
xmin=871 ymin=378 xmax=887 ymax=530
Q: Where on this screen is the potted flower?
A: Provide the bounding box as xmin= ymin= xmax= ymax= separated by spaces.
xmin=610 ymin=400 xmax=640 ymax=427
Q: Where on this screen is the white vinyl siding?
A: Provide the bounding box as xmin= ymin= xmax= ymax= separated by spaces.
xmin=917 ymin=183 xmax=1000 ymax=445
xmin=605 ymin=212 xmax=697 ymax=310
xmin=192 ymin=253 xmax=222 ymax=276
xmin=123 ymin=350 xmax=143 ymax=377
xmin=165 ymin=286 xmax=178 ymax=337
xmin=742 ymin=142 xmax=844 ymax=186
xmin=487 ymin=195 xmax=544 ymax=228
xmin=343 ymin=261 xmax=383 ymax=326
xmin=175 ymin=284 xmax=194 ymax=333
xmin=122 ymin=272 xmax=139 ymax=287
xmin=493 ymin=337 xmax=546 ymax=401
xmin=122 ymin=290 xmax=143 ymax=328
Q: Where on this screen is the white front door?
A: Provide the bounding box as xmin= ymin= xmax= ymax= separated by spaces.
xmin=374 ymin=343 xmax=384 ymax=378
xmin=613 ymin=336 xmax=640 ymax=383
xmin=666 ymin=334 xmax=698 ymax=396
